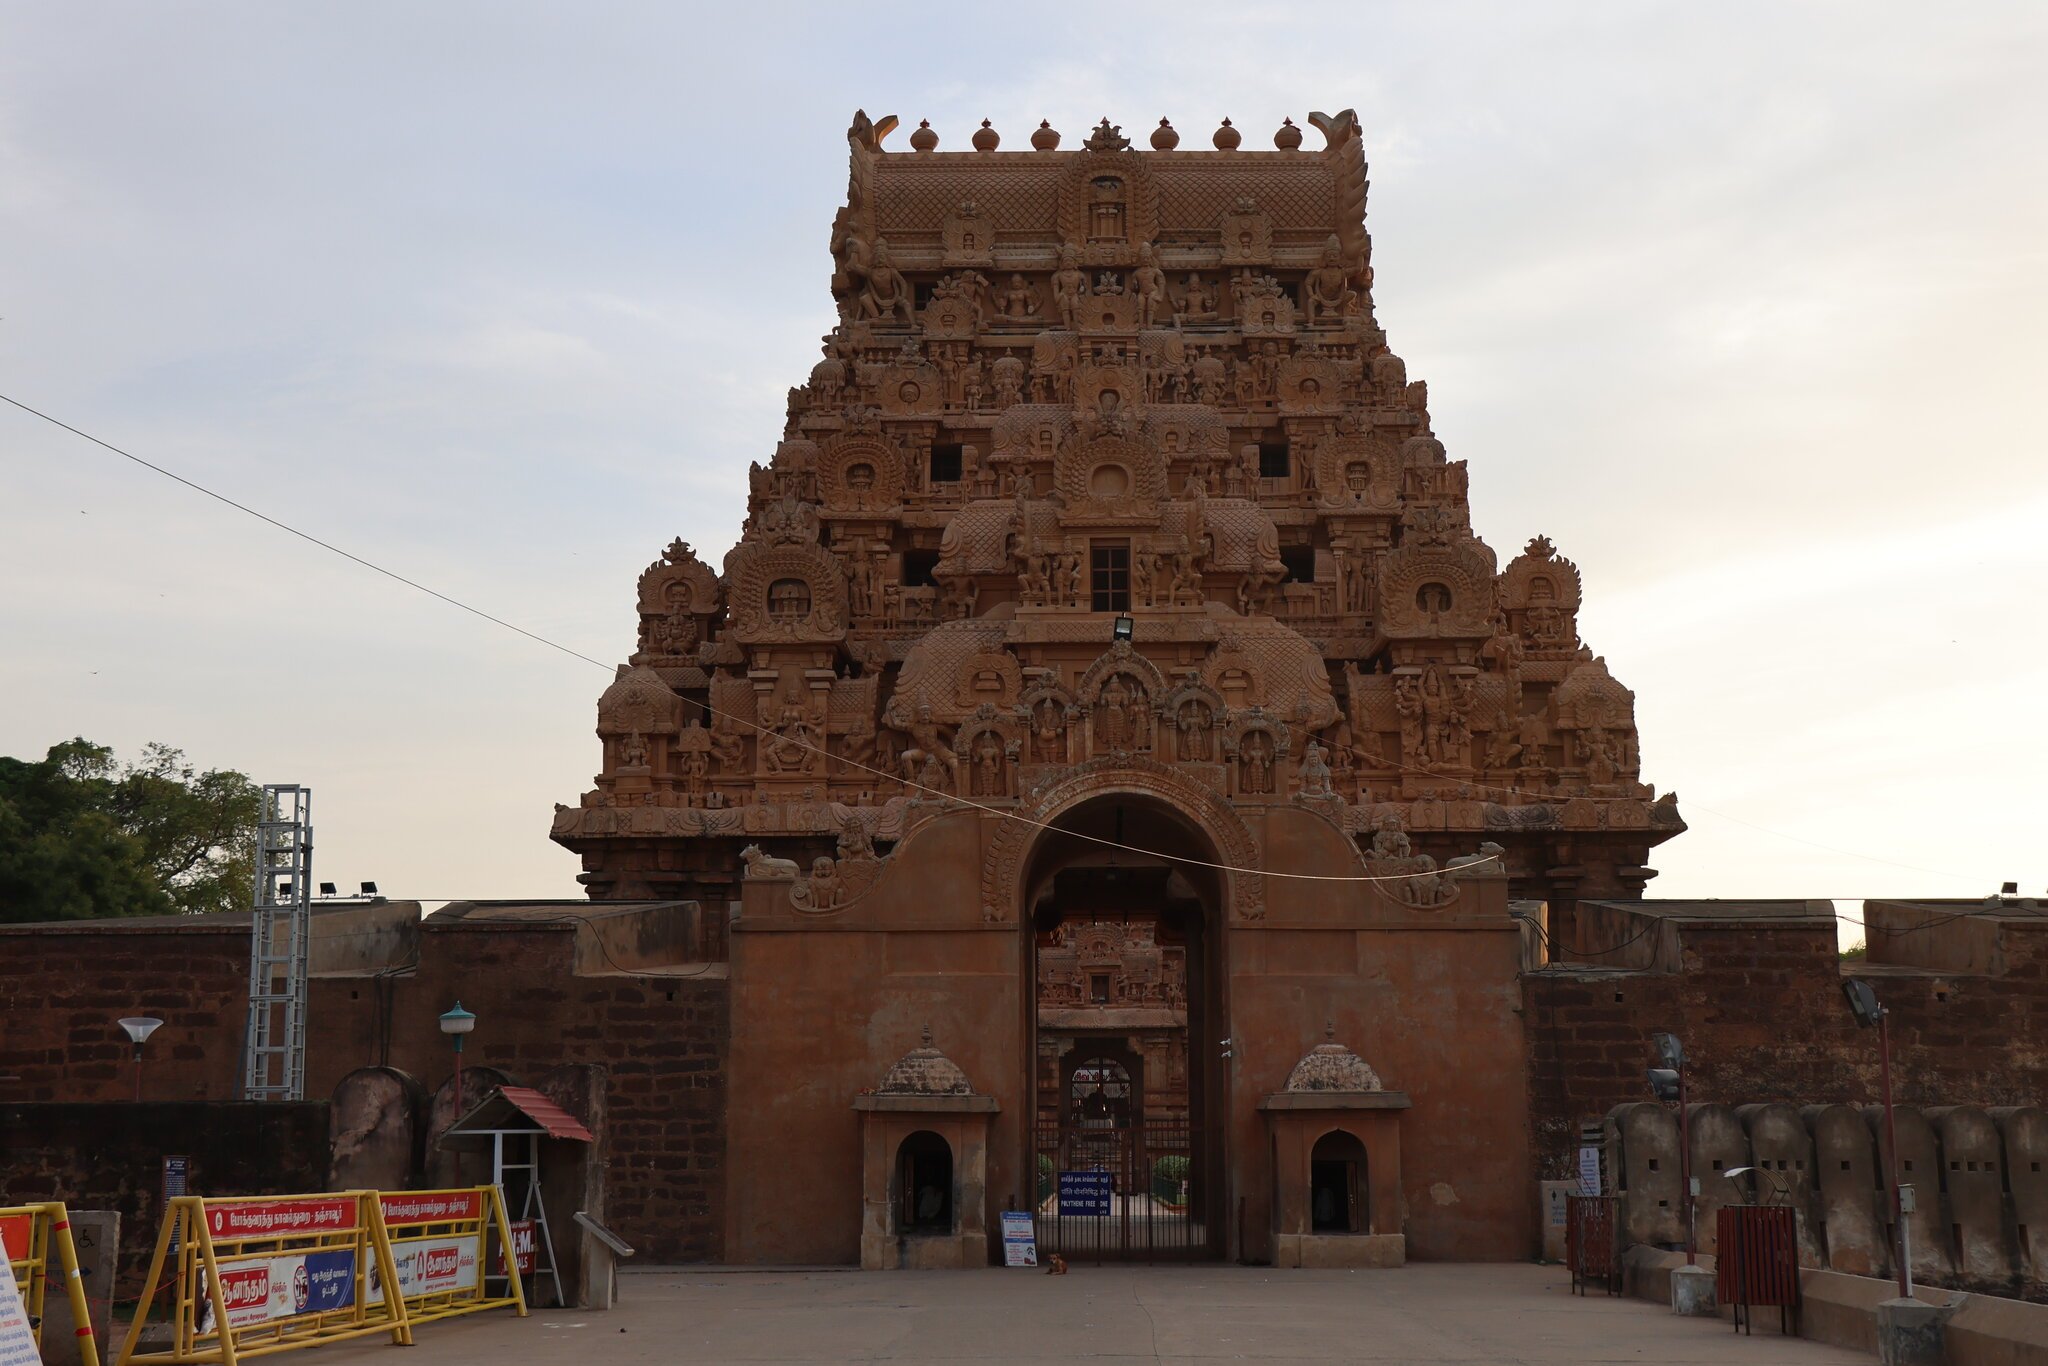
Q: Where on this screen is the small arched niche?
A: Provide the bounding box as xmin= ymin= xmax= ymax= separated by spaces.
xmin=896 ymin=1130 xmax=955 ymax=1235
xmin=1310 ymin=1130 xmax=1368 ymax=1234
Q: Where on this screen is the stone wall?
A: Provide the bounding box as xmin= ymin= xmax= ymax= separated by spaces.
xmin=0 ymin=906 xmax=729 ymax=1266
xmin=1521 ymin=902 xmax=2048 ymax=1180
xmin=0 ymin=1102 xmax=329 ymax=1294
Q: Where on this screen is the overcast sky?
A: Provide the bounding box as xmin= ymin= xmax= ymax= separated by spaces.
xmin=4 ymin=3 xmax=2044 ymax=930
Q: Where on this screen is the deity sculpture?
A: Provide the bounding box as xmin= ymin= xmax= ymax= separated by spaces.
xmin=1052 ymin=247 xmax=1088 ymax=330
xmin=1130 ymin=242 xmax=1170 ymax=327
xmin=1301 ymin=235 xmax=1359 ymax=323
xmin=859 ymin=238 xmax=914 ymax=324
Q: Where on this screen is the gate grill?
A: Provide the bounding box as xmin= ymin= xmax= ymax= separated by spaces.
xmin=1034 ymin=1118 xmax=1203 ymax=1261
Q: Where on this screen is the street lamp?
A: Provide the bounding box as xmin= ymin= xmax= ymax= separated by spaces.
xmin=1844 ymin=977 xmax=1911 ymax=1298
xmin=117 ymin=1017 xmax=163 ymax=1102
xmin=439 ymin=1003 xmax=476 ymax=1106
xmin=1646 ymin=1031 xmax=1694 ymax=1265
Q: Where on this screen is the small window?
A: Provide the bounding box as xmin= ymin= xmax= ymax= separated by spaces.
xmin=767 ymin=578 xmax=812 ymax=623
xmin=929 ymin=444 xmax=963 ymax=484
xmin=1417 ymin=582 xmax=1452 ymax=614
xmin=1259 ymin=442 xmax=1291 ymax=479
xmin=1841 ymin=1160 xmax=1851 ymax=1171
xmin=1089 ymin=973 xmax=1110 ymax=1005
xmin=1648 ymin=1158 xmax=1660 ymax=1172
xmin=1280 ymin=546 xmax=1315 ymax=584
xmin=912 ymin=282 xmax=937 ymax=310
xmin=903 ymin=549 xmax=940 ymax=588
xmin=1090 ymin=541 xmax=1130 ymax=612
xmin=1711 ymin=1159 xmax=1724 ymax=1171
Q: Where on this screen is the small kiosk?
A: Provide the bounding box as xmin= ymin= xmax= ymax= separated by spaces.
xmin=441 ymin=1085 xmax=595 ymax=1304
xmin=1261 ymin=1027 xmax=1410 ymax=1268
xmin=853 ymin=1029 xmax=999 ymax=1269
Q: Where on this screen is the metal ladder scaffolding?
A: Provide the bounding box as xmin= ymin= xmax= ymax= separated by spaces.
xmin=241 ymin=784 xmax=313 ymax=1100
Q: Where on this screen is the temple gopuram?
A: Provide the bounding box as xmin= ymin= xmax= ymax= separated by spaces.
xmin=548 ymin=108 xmax=1682 ymax=1267
xmin=7 ymin=113 xmax=2044 ymax=1297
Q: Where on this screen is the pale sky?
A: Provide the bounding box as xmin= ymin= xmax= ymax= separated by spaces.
xmin=3 ymin=4 xmax=2045 ymax=928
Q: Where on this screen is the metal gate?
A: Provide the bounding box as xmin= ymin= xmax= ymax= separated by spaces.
xmin=1034 ymin=1117 xmax=1205 ymax=1261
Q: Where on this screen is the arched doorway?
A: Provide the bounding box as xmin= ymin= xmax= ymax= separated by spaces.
xmin=1023 ymin=791 xmax=1228 ymax=1260
xmin=1310 ymin=1130 xmax=1368 ymax=1234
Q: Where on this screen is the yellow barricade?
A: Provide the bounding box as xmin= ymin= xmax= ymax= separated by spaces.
xmin=369 ymin=1188 xmax=526 ymax=1326
xmin=4 ymin=1201 xmax=103 ymax=1366
xmin=117 ymin=1192 xmax=409 ymax=1366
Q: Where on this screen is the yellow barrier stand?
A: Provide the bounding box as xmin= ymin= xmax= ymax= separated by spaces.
xmin=116 ymin=1192 xmax=409 ymax=1366
xmin=3 ymin=1201 xmax=102 ymax=1366
xmin=371 ymin=1188 xmax=527 ymax=1325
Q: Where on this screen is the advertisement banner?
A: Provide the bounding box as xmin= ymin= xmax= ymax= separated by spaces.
xmin=378 ymin=1193 xmax=482 ymax=1229
xmin=366 ymin=1237 xmax=479 ymax=1306
xmin=495 ymin=1222 xmax=536 ymax=1277
xmin=199 ymin=1251 xmax=355 ymax=1334
xmin=203 ymin=1200 xmax=357 ymax=1240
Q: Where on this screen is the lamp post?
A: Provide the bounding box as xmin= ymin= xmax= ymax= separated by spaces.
xmin=117 ymin=1017 xmax=163 ymax=1102
xmin=1844 ymin=978 xmax=1910 ymax=1298
xmin=439 ymin=1003 xmax=476 ymax=1107
xmin=1647 ymin=1032 xmax=1693 ymax=1264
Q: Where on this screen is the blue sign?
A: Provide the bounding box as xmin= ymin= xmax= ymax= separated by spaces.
xmin=300 ymin=1251 xmax=356 ymax=1314
xmin=1057 ymin=1169 xmax=1112 ymax=1217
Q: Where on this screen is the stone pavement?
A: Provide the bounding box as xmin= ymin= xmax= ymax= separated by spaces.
xmin=310 ymin=1263 xmax=1872 ymax=1364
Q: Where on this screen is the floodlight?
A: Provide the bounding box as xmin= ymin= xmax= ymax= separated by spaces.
xmin=360 ymin=881 xmax=379 ymax=896
xmin=118 ymin=1017 xmax=163 ymax=1046
xmin=318 ymin=882 xmax=337 ymax=896
xmin=1112 ymin=615 xmax=1135 ymax=643
xmin=1646 ymin=1068 xmax=1681 ymax=1103
xmin=1841 ymin=978 xmax=1884 ymax=1029
xmin=1652 ymin=1032 xmax=1685 ymax=1071
xmin=2002 ymin=881 xmax=2019 ymax=896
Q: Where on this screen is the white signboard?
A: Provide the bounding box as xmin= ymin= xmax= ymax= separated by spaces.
xmin=0 ymin=1256 xmax=40 ymax=1366
xmin=366 ymin=1235 xmax=481 ymax=1305
xmin=999 ymin=1211 xmax=1037 ymax=1267
xmin=1578 ymin=1145 xmax=1602 ymax=1196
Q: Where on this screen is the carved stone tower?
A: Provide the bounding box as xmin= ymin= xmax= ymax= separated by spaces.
xmin=552 ymin=109 xmax=1682 ymax=944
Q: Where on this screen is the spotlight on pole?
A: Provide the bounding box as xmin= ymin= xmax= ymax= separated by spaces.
xmin=360 ymin=881 xmax=379 ymax=897
xmin=1645 ymin=1031 xmax=1694 ymax=1266
xmin=318 ymin=882 xmax=337 ymax=897
xmin=118 ymin=1017 xmax=163 ymax=1102
xmin=440 ymin=1002 xmax=476 ymax=1105
xmin=1842 ymin=976 xmax=1911 ymax=1299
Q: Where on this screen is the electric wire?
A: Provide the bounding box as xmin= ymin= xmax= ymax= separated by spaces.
xmin=0 ymin=392 xmax=1482 ymax=887
xmin=7 ymin=392 xmax=2027 ymax=902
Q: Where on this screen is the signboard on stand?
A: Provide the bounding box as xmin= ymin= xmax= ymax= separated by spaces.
xmin=999 ymin=1212 xmax=1037 ymax=1267
xmin=0 ymin=1241 xmax=40 ymax=1366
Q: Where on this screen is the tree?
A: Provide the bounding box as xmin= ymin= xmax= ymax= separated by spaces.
xmin=0 ymin=738 xmax=262 ymax=923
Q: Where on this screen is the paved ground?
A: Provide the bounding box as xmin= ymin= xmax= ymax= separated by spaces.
xmin=312 ymin=1263 xmax=1872 ymax=1364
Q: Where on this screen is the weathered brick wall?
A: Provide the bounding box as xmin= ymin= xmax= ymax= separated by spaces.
xmin=0 ymin=1102 xmax=329 ymax=1294
xmin=0 ymin=918 xmax=729 ymax=1265
xmin=0 ymin=924 xmax=249 ymax=1102
xmin=303 ymin=924 xmax=728 ymax=1263
xmin=1522 ymin=917 xmax=2048 ymax=1179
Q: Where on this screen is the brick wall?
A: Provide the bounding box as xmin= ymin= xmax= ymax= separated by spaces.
xmin=0 ymin=1102 xmax=329 ymax=1294
xmin=0 ymin=917 xmax=728 ymax=1265
xmin=1522 ymin=912 xmax=2048 ymax=1179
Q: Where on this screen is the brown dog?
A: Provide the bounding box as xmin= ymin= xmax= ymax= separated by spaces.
xmin=1043 ymin=1253 xmax=1068 ymax=1275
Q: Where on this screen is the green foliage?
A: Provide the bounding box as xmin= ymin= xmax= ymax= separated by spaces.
xmin=1151 ymin=1154 xmax=1190 ymax=1204
xmin=1839 ymin=939 xmax=1867 ymax=960
xmin=0 ymin=738 xmax=261 ymax=923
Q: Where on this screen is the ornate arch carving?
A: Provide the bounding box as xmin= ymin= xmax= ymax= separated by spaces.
xmin=1075 ymin=639 xmax=1170 ymax=705
xmin=1053 ymin=433 xmax=1166 ymax=505
xmin=1312 ymin=433 xmax=1399 ymax=510
xmin=1498 ymin=534 xmax=1584 ymax=613
xmin=817 ymin=434 xmax=904 ymax=512
xmin=727 ymin=539 xmax=850 ymax=644
xmin=980 ymin=756 xmax=1266 ymax=924
xmin=636 ymin=539 xmax=722 ymax=616
xmin=1055 ymin=150 xmax=1160 ymax=268
xmin=1376 ymin=540 xmax=1497 ymax=638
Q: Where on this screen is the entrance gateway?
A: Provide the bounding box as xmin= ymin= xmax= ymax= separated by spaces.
xmin=1026 ymin=793 xmax=1225 ymax=1260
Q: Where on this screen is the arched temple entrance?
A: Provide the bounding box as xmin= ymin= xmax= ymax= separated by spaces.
xmin=1022 ymin=791 xmax=1229 ymax=1260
